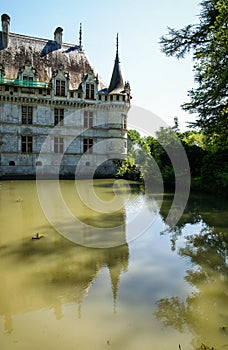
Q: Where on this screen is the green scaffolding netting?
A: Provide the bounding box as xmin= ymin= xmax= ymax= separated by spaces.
xmin=0 ymin=78 xmax=49 ymax=88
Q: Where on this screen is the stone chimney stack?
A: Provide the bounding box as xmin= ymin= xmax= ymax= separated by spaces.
xmin=1 ymin=14 xmax=10 ymax=48
xmin=54 ymin=27 xmax=63 ymax=47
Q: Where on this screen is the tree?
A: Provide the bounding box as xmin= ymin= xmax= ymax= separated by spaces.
xmin=160 ymin=0 xmax=228 ymax=148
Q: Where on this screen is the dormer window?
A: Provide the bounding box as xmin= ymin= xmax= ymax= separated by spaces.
xmin=55 ymin=79 xmax=66 ymax=96
xmin=23 ymin=76 xmax=33 ymax=82
xmin=18 ymin=63 xmax=37 ymax=84
xmin=22 ymin=76 xmax=33 ymax=86
xmin=86 ymin=83 xmax=94 ymax=100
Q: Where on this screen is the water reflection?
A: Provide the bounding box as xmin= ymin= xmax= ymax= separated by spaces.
xmin=155 ymin=193 xmax=228 ymax=349
xmin=36 ymin=179 xmax=159 ymax=247
xmin=0 ymin=180 xmax=227 ymax=350
xmin=0 ymin=180 xmax=130 ymax=335
xmin=0 ymin=236 xmax=129 ymax=333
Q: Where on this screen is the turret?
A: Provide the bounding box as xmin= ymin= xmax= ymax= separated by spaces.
xmin=54 ymin=27 xmax=63 ymax=47
xmin=1 ymin=14 xmax=10 ymax=48
xmin=108 ymin=34 xmax=124 ymax=93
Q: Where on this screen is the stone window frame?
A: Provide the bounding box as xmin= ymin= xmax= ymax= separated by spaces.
xmin=84 ymin=110 xmax=93 ymax=128
xmin=85 ymin=83 xmax=95 ymax=100
xmin=54 ymin=136 xmax=64 ymax=153
xmin=55 ymin=79 xmax=66 ymax=97
xmin=54 ymin=108 xmax=64 ymax=126
xmin=23 ymin=75 xmax=33 ymax=82
xmin=22 ymin=105 xmax=33 ymax=124
xmin=83 ymin=138 xmax=93 ymax=154
xmin=122 ymin=113 xmax=127 ymax=129
xmin=21 ymin=135 xmax=33 ymax=153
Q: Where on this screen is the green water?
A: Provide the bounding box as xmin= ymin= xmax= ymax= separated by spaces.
xmin=0 ymin=179 xmax=227 ymax=350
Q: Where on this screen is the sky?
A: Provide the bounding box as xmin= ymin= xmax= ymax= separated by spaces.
xmin=1 ymin=0 xmax=200 ymax=130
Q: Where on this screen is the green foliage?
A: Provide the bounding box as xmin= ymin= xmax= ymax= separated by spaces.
xmin=160 ymin=0 xmax=228 ymax=148
xmin=118 ymin=126 xmax=228 ymax=196
xmin=201 ymin=150 xmax=228 ymax=195
xmin=117 ymin=131 xmax=142 ymax=180
xmin=179 ymin=132 xmax=208 ymax=177
xmin=178 ymin=130 xmax=206 ymax=148
xmin=118 ymin=130 xmax=161 ymax=184
xmin=145 ymin=128 xmax=178 ymax=186
xmin=119 ymin=128 xmax=185 ymax=187
xmin=117 ymin=155 xmax=140 ymax=180
xmin=127 ymin=129 xmax=142 ymax=144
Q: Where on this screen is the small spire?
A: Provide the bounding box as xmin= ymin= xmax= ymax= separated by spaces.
xmin=79 ymin=23 xmax=82 ymax=50
xmin=108 ymin=34 xmax=124 ymax=93
xmin=116 ymin=33 xmax=119 ymax=58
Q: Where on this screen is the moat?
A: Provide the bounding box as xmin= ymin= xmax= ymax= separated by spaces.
xmin=0 ymin=179 xmax=227 ymax=350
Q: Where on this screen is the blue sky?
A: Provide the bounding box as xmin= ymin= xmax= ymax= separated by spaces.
xmin=1 ymin=0 xmax=200 ymax=129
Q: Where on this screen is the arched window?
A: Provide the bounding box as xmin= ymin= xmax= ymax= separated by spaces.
xmin=9 ymin=161 xmax=15 ymax=166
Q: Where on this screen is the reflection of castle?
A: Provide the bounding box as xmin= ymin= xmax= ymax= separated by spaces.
xmin=0 ymin=239 xmax=129 ymax=333
xmin=0 ymin=179 xmax=130 ymax=333
xmin=0 ymin=14 xmax=131 ymax=179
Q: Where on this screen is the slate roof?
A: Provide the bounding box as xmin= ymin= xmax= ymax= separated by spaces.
xmin=0 ymin=31 xmax=106 ymax=90
xmin=108 ymin=34 xmax=124 ymax=94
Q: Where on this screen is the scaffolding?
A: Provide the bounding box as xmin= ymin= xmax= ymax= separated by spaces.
xmin=0 ymin=77 xmax=50 ymax=88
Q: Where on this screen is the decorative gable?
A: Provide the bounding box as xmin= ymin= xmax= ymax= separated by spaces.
xmin=81 ymin=69 xmax=99 ymax=100
xmin=52 ymin=66 xmax=70 ymax=97
xmin=18 ymin=62 xmax=37 ymax=82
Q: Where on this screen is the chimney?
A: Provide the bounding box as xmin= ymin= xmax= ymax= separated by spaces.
xmin=1 ymin=13 xmax=10 ymax=48
xmin=54 ymin=27 xmax=63 ymax=47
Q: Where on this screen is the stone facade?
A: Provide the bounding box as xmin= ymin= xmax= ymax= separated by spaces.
xmin=0 ymin=14 xmax=131 ymax=179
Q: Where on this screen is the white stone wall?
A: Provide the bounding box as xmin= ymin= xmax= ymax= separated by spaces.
xmin=0 ymin=97 xmax=128 ymax=178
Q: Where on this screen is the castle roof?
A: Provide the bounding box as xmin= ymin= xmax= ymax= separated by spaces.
xmin=0 ymin=29 xmax=106 ymax=90
xmin=0 ymin=14 xmax=130 ymax=97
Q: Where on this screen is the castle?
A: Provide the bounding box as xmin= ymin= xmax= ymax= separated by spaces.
xmin=0 ymin=14 xmax=131 ymax=179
